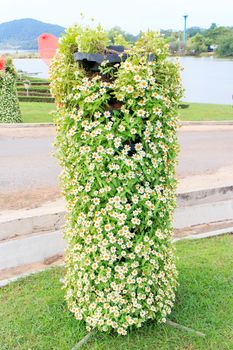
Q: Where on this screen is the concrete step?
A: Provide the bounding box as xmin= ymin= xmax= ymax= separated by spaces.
xmin=1 ymin=185 xmax=233 ymax=241
xmin=0 ymin=198 xmax=65 ymax=241
xmin=0 ymin=230 xmax=65 ymax=270
xmin=175 ymin=198 xmax=233 ymax=229
xmin=0 ymin=186 xmax=232 ymax=271
xmin=0 ymin=220 xmax=233 ymax=271
xmin=1 ymin=225 xmax=232 ymax=282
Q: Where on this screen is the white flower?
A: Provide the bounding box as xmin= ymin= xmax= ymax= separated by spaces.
xmin=134 ymin=75 xmax=141 ymax=82
xmin=131 ymin=217 xmax=141 ymax=225
xmin=94 ymin=111 xmax=102 ymax=118
xmin=132 ymin=195 xmax=139 ymax=204
xmin=106 ymin=133 xmax=114 ymax=140
xmin=105 ymin=224 xmax=113 ymax=232
xmin=104 ymin=111 xmax=111 ymax=118
xmin=124 ymin=61 xmax=132 ymax=71
xmin=137 ymin=109 xmax=146 ymax=117
xmin=92 ymin=198 xmax=100 ymax=205
xmin=139 ymin=80 xmax=148 ymax=89
xmin=131 ymin=128 xmax=137 ymax=134
xmin=126 ymin=85 xmax=134 ymax=93
xmin=119 ymin=124 xmax=125 ymax=132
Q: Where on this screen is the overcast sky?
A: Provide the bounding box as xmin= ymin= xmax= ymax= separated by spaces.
xmin=1 ymin=0 xmax=233 ymax=33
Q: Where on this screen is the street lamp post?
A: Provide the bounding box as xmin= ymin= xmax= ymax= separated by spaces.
xmin=183 ymin=14 xmax=188 ymax=49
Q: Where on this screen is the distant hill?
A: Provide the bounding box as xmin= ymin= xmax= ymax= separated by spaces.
xmin=0 ymin=18 xmax=65 ymax=50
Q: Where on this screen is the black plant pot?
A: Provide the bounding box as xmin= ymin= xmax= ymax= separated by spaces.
xmin=74 ymin=46 xmax=128 ymax=72
xmin=74 ymin=45 xmax=156 ymax=72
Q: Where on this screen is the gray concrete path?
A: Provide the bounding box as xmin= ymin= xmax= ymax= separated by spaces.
xmin=178 ymin=125 xmax=233 ymax=178
xmin=0 ymin=133 xmax=56 ymax=192
xmin=0 ymin=125 xmax=233 ymax=204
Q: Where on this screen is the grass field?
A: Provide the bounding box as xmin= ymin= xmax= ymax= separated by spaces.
xmin=180 ymin=102 xmax=233 ymax=121
xmin=19 ymin=102 xmax=233 ymax=123
xmin=0 ymin=235 xmax=232 ymax=350
xmin=20 ymin=102 xmax=55 ymax=123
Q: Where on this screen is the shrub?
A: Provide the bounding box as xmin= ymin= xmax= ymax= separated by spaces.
xmin=50 ymin=25 xmax=183 ymax=335
xmin=0 ymin=70 xmax=22 ymax=123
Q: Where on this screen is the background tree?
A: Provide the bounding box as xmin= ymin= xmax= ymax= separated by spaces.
xmin=217 ymin=34 xmax=233 ymax=56
xmin=186 ymin=33 xmax=208 ymax=54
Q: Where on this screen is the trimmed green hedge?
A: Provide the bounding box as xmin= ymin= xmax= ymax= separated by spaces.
xmin=17 ymin=86 xmax=50 ymax=93
xmin=18 ymin=96 xmax=54 ymax=103
xmin=17 ymin=81 xmax=50 ymax=86
xmin=16 ymin=75 xmax=52 ymax=102
xmin=18 ymin=91 xmax=51 ymax=97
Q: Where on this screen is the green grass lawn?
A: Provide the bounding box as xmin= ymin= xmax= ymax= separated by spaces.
xmin=20 ymin=102 xmax=55 ymax=123
xmin=180 ymin=102 xmax=233 ymax=121
xmin=0 ymin=235 xmax=232 ymax=350
xmin=19 ymin=102 xmax=233 ymax=123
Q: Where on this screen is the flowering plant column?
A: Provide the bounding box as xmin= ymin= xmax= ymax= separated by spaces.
xmin=50 ymin=26 xmax=183 ymax=335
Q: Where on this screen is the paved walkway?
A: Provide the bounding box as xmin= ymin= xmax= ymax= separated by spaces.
xmin=0 ymin=124 xmax=233 ymax=209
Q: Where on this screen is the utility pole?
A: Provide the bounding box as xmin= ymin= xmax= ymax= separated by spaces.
xmin=183 ymin=14 xmax=188 ymax=48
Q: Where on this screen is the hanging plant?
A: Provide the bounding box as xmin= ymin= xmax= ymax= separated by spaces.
xmin=50 ymin=25 xmax=183 ymax=335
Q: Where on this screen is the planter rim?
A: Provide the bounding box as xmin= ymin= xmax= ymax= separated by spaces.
xmin=74 ymin=51 xmax=155 ymax=65
xmin=73 ymin=52 xmax=128 ymax=64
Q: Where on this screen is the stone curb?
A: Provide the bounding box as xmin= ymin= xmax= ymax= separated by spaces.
xmin=177 ymin=185 xmax=233 ymax=206
xmin=1 ymin=185 xmax=233 ymax=241
xmin=1 ymin=121 xmax=233 ymax=128
xmin=174 ymin=198 xmax=233 ymax=229
xmin=174 ymin=226 xmax=233 ymax=242
xmin=180 ymin=121 xmax=233 ymax=125
xmin=0 ymin=230 xmax=66 ymax=270
xmin=0 ymin=263 xmax=64 ymax=288
xmin=0 ymin=123 xmax=55 ymax=128
xmin=0 ymin=199 xmax=65 ymax=241
xmin=0 ymin=230 xmax=232 ymax=288
xmin=0 ymin=185 xmax=232 ymax=271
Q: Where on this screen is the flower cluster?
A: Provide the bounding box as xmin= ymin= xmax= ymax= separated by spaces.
xmin=50 ymin=26 xmax=182 ymax=335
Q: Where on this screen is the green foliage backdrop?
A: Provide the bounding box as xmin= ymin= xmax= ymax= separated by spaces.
xmin=50 ymin=25 xmax=183 ymax=335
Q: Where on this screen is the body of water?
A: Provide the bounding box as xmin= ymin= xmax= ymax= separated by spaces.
xmin=178 ymin=56 xmax=233 ymax=105
xmin=13 ymin=56 xmax=233 ymax=105
xmin=13 ymin=58 xmax=49 ymax=80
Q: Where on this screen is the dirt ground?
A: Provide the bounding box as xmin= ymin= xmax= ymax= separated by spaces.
xmin=0 ymin=187 xmax=61 ymax=210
